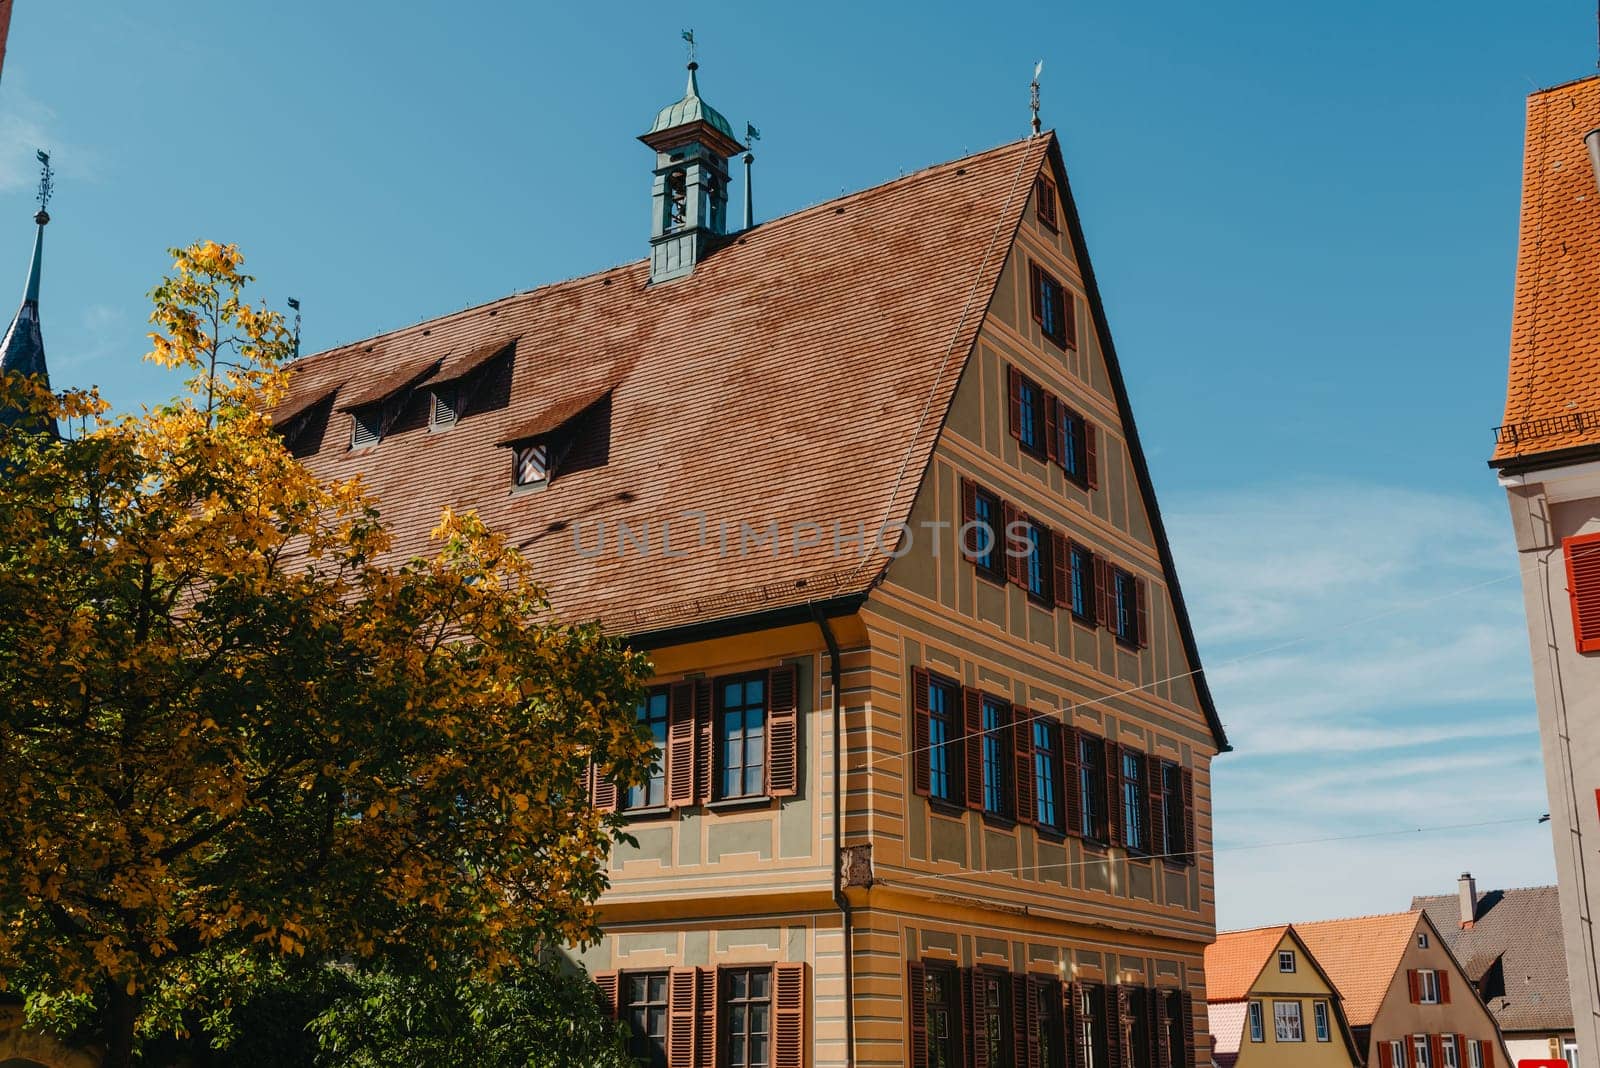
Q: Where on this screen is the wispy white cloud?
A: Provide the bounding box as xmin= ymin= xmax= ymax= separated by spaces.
xmin=0 ymin=75 xmax=96 ymax=195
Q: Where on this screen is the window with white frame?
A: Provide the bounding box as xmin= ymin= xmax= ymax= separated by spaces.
xmin=1278 ymin=950 xmax=1296 ymax=973
xmin=1313 ymin=1000 xmax=1330 ymax=1042
xmin=1390 ymin=1040 xmax=1406 ymax=1067
xmin=1418 ymin=969 xmax=1440 ymax=1004
xmin=1414 ymin=1035 xmax=1433 ymax=1068
xmin=1441 ymin=1035 xmax=1459 ymax=1068
xmin=1418 ymin=932 xmax=1429 ymax=949
xmin=1273 ymin=1001 xmax=1303 ymax=1042
xmin=1248 ymin=1001 xmax=1264 ymax=1043
xmin=1468 ymin=1039 xmax=1483 ymax=1068
xmin=1565 ymin=1039 xmax=1579 ymax=1067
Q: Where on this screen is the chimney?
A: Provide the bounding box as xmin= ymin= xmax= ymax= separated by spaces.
xmin=1458 ymin=872 xmax=1478 ymax=928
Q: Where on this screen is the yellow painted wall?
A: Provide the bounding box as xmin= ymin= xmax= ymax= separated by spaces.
xmin=1233 ymin=933 xmax=1359 ymax=1068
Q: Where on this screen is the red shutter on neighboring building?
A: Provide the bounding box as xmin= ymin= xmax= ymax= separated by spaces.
xmin=1012 ymin=704 xmax=1035 ymax=826
xmin=1085 ymin=423 xmax=1099 ymax=489
xmin=1429 ymin=1035 xmax=1444 ymax=1068
xmin=1566 ymin=532 xmax=1600 ymax=652
xmin=1135 ymin=578 xmax=1150 ymax=649
xmin=1378 ymin=1044 xmax=1394 ymax=1068
xmin=588 ymin=762 xmax=618 ymax=813
xmin=694 ymin=679 xmax=714 ymax=805
xmin=1008 ymin=365 xmax=1024 ymax=441
xmin=668 ymin=968 xmax=698 ymax=1067
xmin=1407 ymin=969 xmax=1421 ymax=1003
xmin=963 ymin=687 xmax=985 ymax=812
xmin=1051 ymin=530 xmax=1072 ymax=609
xmin=667 ymin=682 xmax=696 ymax=807
xmin=908 ymin=963 xmax=929 ymax=1068
xmin=1105 ymin=739 xmax=1123 ymax=847
xmin=1063 ymin=725 xmax=1083 ymax=836
xmin=1438 ymin=971 xmax=1450 ymax=1003
xmin=960 ymin=478 xmax=979 ymax=560
xmin=911 ymin=668 xmax=932 ymax=797
xmin=773 ymin=963 xmax=806 ymax=1068
xmin=1180 ymin=767 xmax=1195 ymax=866
xmin=1146 ymin=753 xmax=1166 ymax=856
xmin=1479 ymin=1039 xmax=1494 ymax=1067
xmin=1045 ymin=395 xmax=1061 ymax=464
xmin=594 ymin=971 xmax=619 ymax=1018
xmin=766 ymin=664 xmax=799 ymax=798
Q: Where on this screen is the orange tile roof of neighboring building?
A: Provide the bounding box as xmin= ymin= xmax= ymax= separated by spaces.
xmin=1293 ymin=911 xmax=1422 ymax=1027
xmin=1205 ymin=926 xmax=1290 ymax=1002
xmin=279 ymin=136 xmax=1049 ymax=635
xmin=1493 ymin=75 xmax=1600 ymax=467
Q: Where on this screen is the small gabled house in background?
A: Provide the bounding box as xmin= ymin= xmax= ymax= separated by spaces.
xmin=1412 ymin=875 xmax=1577 ymax=1065
xmin=1204 ymin=925 xmax=1362 ymax=1068
xmin=1294 ymin=912 xmax=1506 ymax=1068
xmin=274 ymin=58 xmax=1230 ymax=1068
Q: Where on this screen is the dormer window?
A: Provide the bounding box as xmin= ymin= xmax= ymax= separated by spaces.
xmin=431 ymin=383 xmax=460 ymax=430
xmin=514 ymin=441 xmax=550 ymax=487
xmin=350 ymin=405 xmax=382 ymax=449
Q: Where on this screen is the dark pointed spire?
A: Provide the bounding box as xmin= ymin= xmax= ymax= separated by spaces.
xmin=0 ymin=150 xmax=56 ymax=436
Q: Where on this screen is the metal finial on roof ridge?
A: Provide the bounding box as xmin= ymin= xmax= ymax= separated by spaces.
xmin=1030 ymin=60 xmax=1044 ymax=137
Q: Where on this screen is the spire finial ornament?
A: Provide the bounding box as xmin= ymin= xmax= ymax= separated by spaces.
xmin=682 ymin=28 xmax=695 ymax=65
xmin=1029 ymin=60 xmax=1044 ymax=137
xmin=33 ymin=149 xmax=52 ymax=226
xmin=743 ymin=122 xmax=761 ymax=230
xmin=0 ymin=148 xmax=57 ymax=434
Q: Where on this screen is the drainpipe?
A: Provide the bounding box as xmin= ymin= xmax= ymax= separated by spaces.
xmin=812 ymin=604 xmax=855 ymax=1068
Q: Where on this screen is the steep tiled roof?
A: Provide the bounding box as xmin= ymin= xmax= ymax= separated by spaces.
xmin=1294 ymin=912 xmax=1422 ymax=1027
xmin=1208 ymin=1000 xmax=1247 ymax=1061
xmin=278 ymin=136 xmax=1048 ymax=635
xmin=1493 ymin=75 xmax=1600 ymax=467
xmin=1412 ymin=885 xmax=1572 ymax=1034
xmin=1205 ymin=926 xmax=1288 ymax=1002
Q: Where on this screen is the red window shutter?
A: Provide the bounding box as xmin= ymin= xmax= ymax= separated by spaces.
xmin=773 ymin=963 xmax=806 ymax=1068
xmin=908 ymin=963 xmax=929 ymax=1068
xmin=1063 ymin=725 xmax=1082 ymax=837
xmin=1045 ymin=394 xmax=1062 ymax=463
xmin=1438 ymin=970 xmax=1450 ymax=1003
xmin=912 ymin=668 xmax=932 ymax=797
xmin=1430 ymin=1035 xmax=1444 ymax=1068
xmin=1012 ymin=703 xmax=1035 ymax=826
xmin=1560 ymin=532 xmax=1600 ymax=648
xmin=1085 ymin=422 xmax=1099 ymax=489
xmin=589 ymin=762 xmax=619 ymax=813
xmin=1379 ymin=1043 xmax=1394 ymax=1068
xmin=1105 ymin=740 xmax=1123 ymax=847
xmin=1008 ymin=365 xmax=1024 ymax=441
xmin=694 ymin=680 xmax=713 ymax=805
xmin=1064 ymin=291 xmax=1078 ymax=350
xmin=1407 ymin=969 xmax=1421 ymax=1004
xmin=595 ymin=971 xmax=620 ymax=1018
xmin=1455 ymin=1035 xmax=1467 ymax=1064
xmin=1135 ymin=578 xmax=1150 ymax=649
xmin=1480 ymin=1039 xmax=1494 ymax=1068
xmin=963 ymin=687 xmax=985 ymax=812
xmin=668 ymin=968 xmax=699 ymax=1067
xmin=667 ymin=682 xmax=697 ymax=808
xmin=1051 ymin=530 xmax=1072 ymax=609
xmin=960 ymin=478 xmax=979 ymax=560
xmin=1003 ymin=503 xmax=1027 ymax=588
xmin=1180 ymin=767 xmax=1195 ymax=866
xmin=1107 ymin=984 xmax=1126 ymax=1068
xmin=1029 ymin=263 xmax=1044 ymax=323
xmin=695 ymin=967 xmax=718 ymax=1068
xmin=767 ymin=664 xmax=800 ymax=797
xmin=1146 ymin=753 xmax=1166 ymax=857
xmin=964 ymin=968 xmax=987 ymax=1068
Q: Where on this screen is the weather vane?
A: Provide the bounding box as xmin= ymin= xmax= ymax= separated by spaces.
xmin=34 ymin=149 xmax=53 ymax=223
xmin=746 ymin=121 xmax=761 ymax=150
xmin=1030 ymin=61 xmax=1044 ymax=136
xmin=682 ymin=28 xmax=695 ymax=65
xmin=287 ymin=297 xmax=302 ymax=359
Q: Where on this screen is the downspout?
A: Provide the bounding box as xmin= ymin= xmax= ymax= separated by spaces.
xmin=812 ymin=604 xmax=855 ymax=1068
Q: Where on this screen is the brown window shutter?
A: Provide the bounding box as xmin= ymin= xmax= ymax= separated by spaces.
xmin=773 ymin=963 xmax=806 ymax=1068
xmin=908 ymin=962 xmax=929 ymax=1068
xmin=1085 ymin=423 xmax=1099 ymax=489
xmin=588 ymin=762 xmax=619 ymax=814
xmin=666 ymin=682 xmax=697 ymax=808
xmin=1105 ymin=740 xmax=1123 ymax=847
xmin=1045 ymin=394 xmax=1061 ymax=463
xmin=668 ymin=967 xmax=699 ymax=1068
xmin=695 ymin=967 xmax=718 ymax=1068
xmin=1379 ymin=1043 xmax=1394 ymax=1068
xmin=1003 ymin=502 xmax=1026 ymax=588
xmin=1154 ymin=988 xmax=1170 ymax=1067
xmin=1029 ymin=263 xmax=1043 ymax=322
xmin=1181 ymin=989 xmax=1195 ymax=1067
xmin=1064 ymin=291 xmax=1078 ymax=350
xmin=767 ymin=664 xmax=800 ymax=798
xmin=1094 ymin=556 xmax=1112 ymax=630
xmin=595 ymin=971 xmax=620 ymax=1018
xmin=1051 ymin=531 xmax=1071 ymax=609
xmin=1024 ymin=976 xmax=1048 ymax=1068
xmin=912 ymin=668 xmax=932 ymax=797
xmin=1407 ymin=969 xmax=1420 ymax=1003
xmin=960 ymin=478 xmax=979 ymax=560
xmin=967 ymin=967 xmax=989 ymax=1068
xmin=1146 ymin=754 xmax=1166 ymax=857
xmin=694 ymin=680 xmax=713 ymax=805
xmin=1066 ymin=983 xmax=1087 ymax=1068
xmin=1135 ymin=578 xmax=1150 ymax=649
xmin=1008 ymin=365 xmax=1024 ymax=441
xmin=1063 ymin=725 xmax=1082 ymax=837
xmin=1180 ymin=768 xmax=1195 ymax=866
xmin=963 ymin=687 xmax=984 ymax=812
xmin=1107 ymin=985 xmax=1126 ymax=1068
xmin=1438 ymin=970 xmax=1450 ymax=1003
xmin=1012 ymin=704 xmax=1035 ymax=826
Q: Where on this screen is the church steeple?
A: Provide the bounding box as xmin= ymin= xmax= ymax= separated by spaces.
xmin=0 ymin=150 xmax=55 ymax=436
xmin=639 ymin=38 xmax=743 ymax=284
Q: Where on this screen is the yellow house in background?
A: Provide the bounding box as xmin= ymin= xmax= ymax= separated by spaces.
xmin=1207 ymin=926 xmax=1363 ymax=1068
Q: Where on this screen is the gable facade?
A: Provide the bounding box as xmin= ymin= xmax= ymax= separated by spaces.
xmin=1207 ymin=929 xmax=1360 ymax=1068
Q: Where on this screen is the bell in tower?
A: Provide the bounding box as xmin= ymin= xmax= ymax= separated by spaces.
xmin=640 ymin=46 xmax=744 ymax=284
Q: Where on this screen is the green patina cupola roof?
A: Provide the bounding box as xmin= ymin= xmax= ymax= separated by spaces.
xmin=646 ymin=62 xmax=737 ymax=143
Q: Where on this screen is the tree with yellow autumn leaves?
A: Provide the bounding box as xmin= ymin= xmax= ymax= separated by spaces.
xmin=0 ymin=242 xmax=651 ymax=1066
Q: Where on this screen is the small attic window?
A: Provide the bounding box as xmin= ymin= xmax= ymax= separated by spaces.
xmin=350 ymin=406 xmax=383 ymax=449
xmin=514 ymin=442 xmax=550 ymax=487
xmin=431 ymin=384 xmax=460 ymax=430
xmin=1035 ymin=175 xmax=1059 ymax=230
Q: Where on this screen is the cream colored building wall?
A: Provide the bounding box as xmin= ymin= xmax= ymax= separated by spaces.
xmin=1367 ymin=916 xmax=1505 ymax=1063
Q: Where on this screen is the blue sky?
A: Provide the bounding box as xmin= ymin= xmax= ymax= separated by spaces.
xmin=5 ymin=1 xmax=1590 ymax=928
